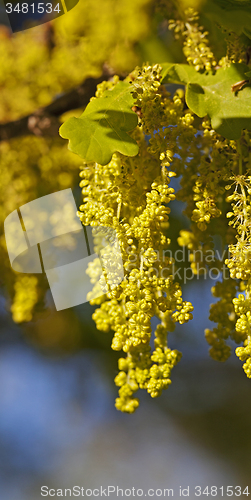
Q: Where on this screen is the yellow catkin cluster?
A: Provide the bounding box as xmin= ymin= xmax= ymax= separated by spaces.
xmin=77 ymin=56 xmax=251 ymax=408
xmin=205 ymin=279 xmax=237 ymax=362
xmin=234 ymin=284 xmax=251 ymax=378
xmin=168 ymin=8 xmax=217 ymax=71
xmin=225 ymin=176 xmax=251 ymax=281
xmin=78 ymin=67 xmax=194 ymax=412
xmin=10 ymin=276 xmax=39 ymax=323
xmin=164 ymin=84 xmax=251 ymax=373
xmin=224 ymin=173 xmax=251 ymax=377
xmin=197 ymin=134 xmax=251 ymax=377
xmin=174 ymin=124 xmax=236 ymax=280
xmin=219 ymin=31 xmax=247 ymax=68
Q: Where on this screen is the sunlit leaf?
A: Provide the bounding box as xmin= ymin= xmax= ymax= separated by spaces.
xmin=59 ymin=81 xmax=139 ymax=165
xmin=162 ymin=63 xmax=251 ymax=139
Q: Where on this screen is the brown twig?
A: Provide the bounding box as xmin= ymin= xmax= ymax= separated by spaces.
xmin=0 ymin=69 xmax=117 ymax=142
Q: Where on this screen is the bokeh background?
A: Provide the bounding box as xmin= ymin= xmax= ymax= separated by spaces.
xmin=0 ymin=0 xmax=251 ymax=498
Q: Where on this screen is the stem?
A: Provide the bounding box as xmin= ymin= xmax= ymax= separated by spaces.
xmin=94 ymin=163 xmax=99 ymax=184
xmin=237 ymin=139 xmax=243 ymax=175
xmin=240 ymin=181 xmax=247 ymax=243
xmin=117 ymin=201 xmax=122 ymax=220
xmin=137 ymin=254 xmax=144 ymax=289
xmin=172 ymin=0 xmax=186 ymax=21
xmin=161 ymin=165 xmax=168 ymax=182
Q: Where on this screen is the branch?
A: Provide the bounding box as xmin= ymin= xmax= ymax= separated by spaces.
xmin=0 ymin=70 xmax=116 ymax=142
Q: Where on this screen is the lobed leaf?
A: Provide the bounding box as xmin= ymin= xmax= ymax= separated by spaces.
xmin=59 ymin=81 xmax=139 ymax=165
xmin=162 ymin=63 xmax=251 ymax=139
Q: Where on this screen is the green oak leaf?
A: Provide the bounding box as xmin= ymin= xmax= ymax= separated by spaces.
xmin=59 ymin=81 xmax=139 ymax=165
xmin=160 ymin=62 xmax=177 ymax=83
xmin=161 ymin=64 xmax=199 ymax=85
xmin=161 ymin=63 xmax=251 ymax=140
